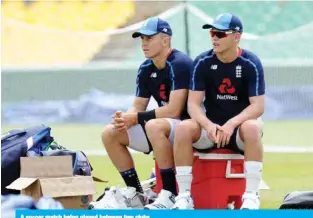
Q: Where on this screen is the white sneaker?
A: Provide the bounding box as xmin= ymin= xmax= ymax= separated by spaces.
xmin=144 ymin=188 xmax=158 ymax=203
xmin=171 ymin=192 xmax=194 ymax=209
xmin=144 ymin=189 xmax=176 ymax=209
xmin=240 ymin=192 xmax=260 ymax=210
xmin=89 ymin=186 xmax=147 ymax=209
xmin=123 ymin=187 xmax=148 ymax=208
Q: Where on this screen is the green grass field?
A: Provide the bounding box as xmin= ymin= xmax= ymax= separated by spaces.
xmin=2 ymin=119 xmax=313 ymax=209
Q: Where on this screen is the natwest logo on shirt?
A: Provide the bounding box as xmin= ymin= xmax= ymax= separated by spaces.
xmin=217 ymin=95 xmax=238 ymax=100
xmin=159 ymin=84 xmax=167 ymax=100
xmin=217 ymin=78 xmax=238 ymax=100
xmin=218 ymin=78 xmax=235 ymax=94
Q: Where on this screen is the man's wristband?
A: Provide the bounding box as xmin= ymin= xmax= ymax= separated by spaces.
xmin=137 ymin=110 xmax=156 ymax=126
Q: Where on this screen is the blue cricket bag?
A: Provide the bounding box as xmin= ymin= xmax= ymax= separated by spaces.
xmin=1 ymin=125 xmax=54 ymax=195
xmin=35 ymin=143 xmax=93 ymax=177
xmin=1 ymin=125 xmax=94 ymax=196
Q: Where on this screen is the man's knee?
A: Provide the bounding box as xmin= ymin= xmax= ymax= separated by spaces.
xmin=101 ymin=124 xmax=120 ymax=145
xmin=145 ymin=119 xmax=170 ymax=138
xmin=175 ymin=119 xmax=200 ymax=142
xmin=240 ymin=120 xmax=262 ymax=141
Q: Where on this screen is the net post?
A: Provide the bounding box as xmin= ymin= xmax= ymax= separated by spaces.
xmin=183 ymin=0 xmax=190 ymax=56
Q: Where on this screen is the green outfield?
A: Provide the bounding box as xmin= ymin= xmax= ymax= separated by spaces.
xmin=2 ymin=119 xmax=313 ymax=150
xmin=2 ymin=119 xmax=313 ymax=209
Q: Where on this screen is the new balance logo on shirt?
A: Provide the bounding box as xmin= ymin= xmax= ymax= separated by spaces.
xmin=211 ymin=65 xmax=218 ymax=70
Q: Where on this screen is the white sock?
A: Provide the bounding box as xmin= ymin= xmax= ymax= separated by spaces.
xmin=244 ymin=161 xmax=263 ymax=194
xmin=175 ymin=166 xmax=193 ymax=195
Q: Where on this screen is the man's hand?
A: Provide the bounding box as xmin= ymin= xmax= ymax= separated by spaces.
xmin=111 ymin=111 xmax=125 ymax=132
xmin=216 ymin=120 xmax=237 ymax=148
xmin=111 ymin=111 xmax=137 ymax=132
xmin=205 ymin=123 xmax=218 ymax=143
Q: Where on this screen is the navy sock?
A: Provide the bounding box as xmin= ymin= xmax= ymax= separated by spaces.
xmin=160 ymin=168 xmax=177 ymax=196
xmin=120 ymin=168 xmax=143 ymax=193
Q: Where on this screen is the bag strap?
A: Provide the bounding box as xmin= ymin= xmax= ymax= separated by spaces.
xmin=1 ymin=130 xmax=27 ymax=142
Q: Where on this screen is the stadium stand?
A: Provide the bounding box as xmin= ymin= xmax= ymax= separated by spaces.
xmin=2 ymin=1 xmax=313 ymax=123
xmin=191 ymin=1 xmax=313 ymax=35
xmin=92 ymin=1 xmax=179 ymax=61
xmin=2 ymin=1 xmax=313 ymax=65
xmin=124 ymin=2 xmax=313 ymax=62
xmin=1 ymin=0 xmax=135 ymax=66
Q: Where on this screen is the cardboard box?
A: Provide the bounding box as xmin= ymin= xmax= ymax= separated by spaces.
xmin=6 ymin=156 xmax=96 ymax=209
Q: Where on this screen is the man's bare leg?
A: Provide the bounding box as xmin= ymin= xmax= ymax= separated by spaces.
xmin=101 ymin=124 xmax=142 ymax=193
